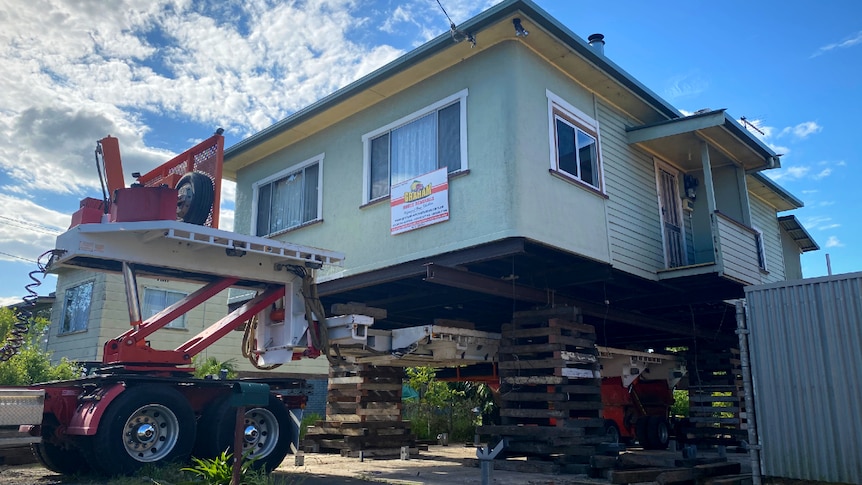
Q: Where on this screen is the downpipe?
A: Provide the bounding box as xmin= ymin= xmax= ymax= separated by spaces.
xmin=735 ymin=300 xmax=762 ymax=485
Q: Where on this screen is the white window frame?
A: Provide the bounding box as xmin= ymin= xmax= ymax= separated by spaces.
xmin=60 ymin=280 xmax=94 ymax=334
xmin=142 ymin=287 xmax=189 ymax=329
xmin=546 ymin=90 xmax=604 ymax=192
xmin=251 ymin=154 xmax=324 ymax=237
xmin=362 ymin=89 xmax=469 ymax=204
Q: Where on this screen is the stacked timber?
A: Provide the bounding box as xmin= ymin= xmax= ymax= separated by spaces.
xmin=304 ymin=362 xmax=417 ymax=458
xmin=479 ymin=307 xmax=604 ymax=474
xmin=682 ymin=348 xmax=747 ymax=446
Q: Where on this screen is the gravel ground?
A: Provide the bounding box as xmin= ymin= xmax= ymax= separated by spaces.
xmin=0 ymin=445 xmax=609 ymax=485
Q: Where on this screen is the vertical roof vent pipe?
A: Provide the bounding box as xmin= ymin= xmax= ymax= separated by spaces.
xmin=588 ymin=33 xmax=605 ymax=55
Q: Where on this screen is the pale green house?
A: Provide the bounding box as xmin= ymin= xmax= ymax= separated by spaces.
xmin=223 ymin=0 xmax=816 ymax=349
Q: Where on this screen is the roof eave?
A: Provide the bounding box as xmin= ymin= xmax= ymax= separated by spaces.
xmin=224 ymin=0 xmax=683 ymax=172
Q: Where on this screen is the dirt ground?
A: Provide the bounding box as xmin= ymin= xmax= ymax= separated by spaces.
xmin=0 ymin=444 xmax=764 ymax=485
xmin=0 ymin=445 xmax=609 ymax=485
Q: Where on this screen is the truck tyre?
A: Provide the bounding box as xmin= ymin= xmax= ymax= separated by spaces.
xmin=646 ymin=416 xmax=670 ymax=450
xmin=89 ymin=385 xmax=196 ymax=475
xmin=635 ymin=416 xmax=650 ymax=448
xmin=194 ymin=394 xmax=292 ymax=472
xmin=176 ymin=171 xmax=214 ymax=225
xmin=603 ymin=419 xmax=621 ymax=444
xmin=30 ymin=415 xmax=90 ymax=475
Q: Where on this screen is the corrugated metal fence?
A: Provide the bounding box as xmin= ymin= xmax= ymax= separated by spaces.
xmin=745 ymin=272 xmax=862 ymax=484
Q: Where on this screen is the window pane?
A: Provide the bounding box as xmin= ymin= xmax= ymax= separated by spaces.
xmin=256 ymin=183 xmax=272 ymax=237
xmin=370 ymin=134 xmax=390 ymax=199
xmin=63 ymin=281 xmax=93 ymax=333
xmin=556 ymin=119 xmax=577 ymax=177
xmin=391 ymin=112 xmax=436 ymax=185
xmin=143 ymin=289 xmax=187 ymax=329
xmin=437 ymin=102 xmax=460 ymax=172
xmin=303 ymin=163 xmax=319 ymax=224
xmin=271 ymin=171 xmax=304 ymax=233
xmin=577 ymin=130 xmax=598 ymax=186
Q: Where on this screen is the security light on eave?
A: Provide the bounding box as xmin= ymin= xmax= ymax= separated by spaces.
xmin=513 ymin=18 xmax=528 ymax=37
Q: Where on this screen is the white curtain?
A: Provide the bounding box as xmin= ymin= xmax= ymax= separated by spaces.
xmin=271 ymin=171 xmax=304 ymax=233
xmin=391 ymin=112 xmax=436 ymax=185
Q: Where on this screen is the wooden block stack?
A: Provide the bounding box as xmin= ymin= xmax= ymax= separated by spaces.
xmin=479 ymin=307 xmax=604 ymax=473
xmin=682 ymin=348 xmax=747 ymax=446
xmin=304 ymin=362 xmax=417 ymax=458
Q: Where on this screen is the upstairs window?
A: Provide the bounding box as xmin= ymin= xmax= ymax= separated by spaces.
xmin=548 ymin=91 xmax=603 ymax=191
xmin=143 ymin=288 xmax=188 ymax=329
xmin=754 ymin=228 xmax=768 ymax=271
xmin=61 ymin=280 xmax=93 ymax=334
xmin=364 ymin=90 xmax=467 ymax=202
xmin=254 ymin=156 xmax=322 ymax=237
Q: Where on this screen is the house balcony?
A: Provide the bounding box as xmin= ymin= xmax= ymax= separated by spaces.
xmin=658 ymin=210 xmax=763 ymax=287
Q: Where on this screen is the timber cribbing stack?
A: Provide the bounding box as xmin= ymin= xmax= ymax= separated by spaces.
xmin=682 ymin=348 xmax=747 ymax=446
xmin=479 ymin=307 xmax=605 ymax=474
xmin=304 ymin=362 xmax=416 ymax=458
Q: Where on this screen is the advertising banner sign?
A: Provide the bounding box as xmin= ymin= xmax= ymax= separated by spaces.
xmin=390 ymin=168 xmax=449 ymax=235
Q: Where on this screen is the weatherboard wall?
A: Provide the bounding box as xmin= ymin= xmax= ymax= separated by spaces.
xmin=749 ymin=192 xmax=786 ymax=283
xmin=47 ymin=270 xmax=327 ymax=375
xmin=745 ymin=274 xmax=862 ymax=484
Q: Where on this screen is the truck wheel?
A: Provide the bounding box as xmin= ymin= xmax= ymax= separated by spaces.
xmin=635 ymin=416 xmax=650 ymax=448
xmin=647 ymin=416 xmax=670 ymax=450
xmin=603 ymin=419 xmax=621 ymax=444
xmin=194 ymin=394 xmax=292 ymax=472
xmin=176 ymin=171 xmax=214 ymax=225
xmin=32 ymin=440 xmax=89 ymax=475
xmin=90 ymin=385 xmax=195 ymax=475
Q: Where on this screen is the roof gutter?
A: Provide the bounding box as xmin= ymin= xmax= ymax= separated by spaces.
xmin=225 ymin=0 xmax=682 ymax=161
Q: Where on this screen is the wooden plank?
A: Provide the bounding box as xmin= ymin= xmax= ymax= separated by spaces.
xmin=555 ymin=400 xmax=603 ymax=411
xmin=331 ymin=303 xmax=387 ymax=319
xmin=477 ymin=425 xmax=585 ymax=437
xmin=609 ymin=467 xmax=669 ymax=484
xmin=500 ymin=408 xmax=567 ymax=419
xmin=503 ymin=376 xmax=565 ymax=385
xmin=512 ymin=307 xmax=582 ymax=324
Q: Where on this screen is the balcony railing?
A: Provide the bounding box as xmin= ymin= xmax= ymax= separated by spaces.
xmin=711 ymin=211 xmax=762 ymax=286
xmin=658 ymin=211 xmax=763 ymax=287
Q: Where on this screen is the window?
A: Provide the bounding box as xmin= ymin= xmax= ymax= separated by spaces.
xmin=143 ymin=288 xmax=188 ymax=329
xmin=254 ymin=156 xmax=322 ymax=237
xmin=364 ymin=90 xmax=467 ymax=202
xmin=547 ymin=91 xmax=603 ymax=190
xmin=754 ymin=228 xmax=768 ymax=271
xmin=61 ymin=281 xmax=93 ymax=333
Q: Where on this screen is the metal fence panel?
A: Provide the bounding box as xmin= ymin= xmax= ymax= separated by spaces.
xmin=745 ymin=273 xmax=862 ymax=484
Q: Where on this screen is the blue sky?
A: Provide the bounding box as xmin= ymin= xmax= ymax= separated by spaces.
xmin=0 ymin=0 xmax=859 ymax=305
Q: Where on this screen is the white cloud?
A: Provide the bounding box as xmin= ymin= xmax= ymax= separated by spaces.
xmin=664 ymin=73 xmax=708 ymax=100
xmin=813 ymin=168 xmax=832 ymax=180
xmin=811 ymin=30 xmax=862 ymax=58
xmin=779 ymin=121 xmax=822 ymax=140
xmin=768 ymin=165 xmax=809 ymax=181
xmin=801 ymin=215 xmax=841 ymax=232
xmin=824 ymin=236 xmax=843 ymax=248
xmin=0 ymin=194 xmax=67 ymax=267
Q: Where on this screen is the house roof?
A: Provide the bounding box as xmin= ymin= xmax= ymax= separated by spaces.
xmin=626 ymin=109 xmax=781 ymax=172
xmin=748 ymin=172 xmax=804 ymax=212
xmin=223 ymin=0 xmax=686 ymax=177
xmin=778 ymin=215 xmax=820 ymax=253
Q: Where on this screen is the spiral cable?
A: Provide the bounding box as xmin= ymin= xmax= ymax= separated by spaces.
xmin=0 ymin=251 xmax=53 ymax=362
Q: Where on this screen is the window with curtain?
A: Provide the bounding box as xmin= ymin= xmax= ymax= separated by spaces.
xmin=547 ymin=91 xmax=603 ymax=191
xmin=255 ymin=160 xmax=320 ymax=237
xmin=143 ymin=288 xmax=188 ymax=329
xmin=61 ymin=281 xmax=93 ymax=333
xmin=365 ymin=91 xmax=466 ymax=202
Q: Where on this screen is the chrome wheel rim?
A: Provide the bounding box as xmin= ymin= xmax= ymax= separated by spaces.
xmin=242 ymin=407 xmax=279 ymax=460
xmin=122 ymin=404 xmax=180 ymax=462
